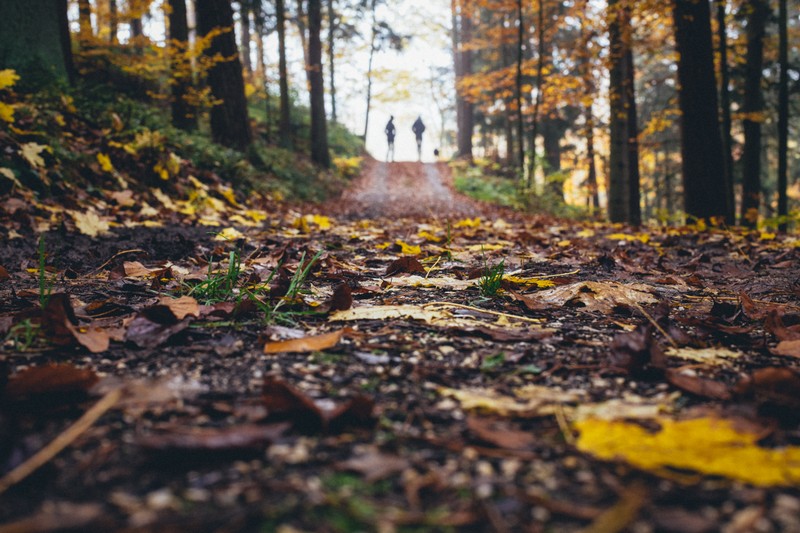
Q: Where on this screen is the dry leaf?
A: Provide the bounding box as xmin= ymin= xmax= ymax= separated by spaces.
xmin=41 ymin=293 xmax=110 ymax=353
xmin=466 ymin=416 xmax=536 ymax=450
xmin=520 ymin=281 xmax=658 ymax=313
xmin=385 ymin=256 xmax=426 ymax=276
xmin=4 ymin=364 xmax=98 ymax=400
xmin=772 ymin=340 xmax=800 ymax=358
xmin=264 ymin=329 xmax=347 ymax=354
xmin=138 ymin=424 xmax=288 ymax=454
xmin=438 ymin=385 xmax=582 ymax=418
xmin=575 ymin=416 xmax=800 ymax=487
xmin=666 ymin=346 xmax=743 ymax=367
xmin=157 ymin=295 xmax=200 ymax=320
xmin=69 ymin=209 xmax=110 ymax=237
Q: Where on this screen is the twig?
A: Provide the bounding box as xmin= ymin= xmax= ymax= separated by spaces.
xmin=633 ymin=302 xmax=678 ymax=349
xmin=85 ymin=249 xmax=147 ymax=276
xmin=423 ymin=301 xmax=544 ymax=325
xmin=0 ymin=388 xmax=122 ymax=495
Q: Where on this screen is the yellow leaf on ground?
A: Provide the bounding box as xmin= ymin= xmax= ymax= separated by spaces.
xmin=214 ymin=227 xmax=245 ymax=241
xmin=97 ymin=153 xmax=114 ymax=172
xmin=396 ymin=240 xmax=421 ymax=255
xmin=503 ymin=275 xmax=556 ymax=288
xmin=69 ymin=209 xmax=110 ymax=237
xmin=525 ymin=281 xmax=658 ymax=313
xmin=264 ymin=329 xmax=347 ymax=354
xmin=123 ymin=261 xmax=159 ymax=278
xmin=385 ymin=275 xmax=474 ymax=290
xmin=0 ymin=69 xmax=19 ymax=89
xmin=455 ymin=217 xmax=481 ymax=228
xmin=0 ymin=102 xmax=14 ymax=122
xmin=575 ymin=416 xmax=800 ymax=487
xmin=666 ymin=346 xmax=743 ymax=367
xmin=0 ymin=168 xmax=22 ymax=188
xmin=607 ymin=232 xmax=651 ymax=244
xmin=438 ymin=385 xmax=582 ymax=418
xmin=20 ymin=143 xmax=49 ymax=168
xmin=331 ymin=304 xmax=452 ymax=324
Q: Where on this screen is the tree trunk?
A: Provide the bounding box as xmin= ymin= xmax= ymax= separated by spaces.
xmin=715 ymin=0 xmax=735 ymax=224
xmin=168 ymin=0 xmax=196 ymax=131
xmin=452 ymin=0 xmax=473 ymax=161
xmin=739 ymin=0 xmax=769 ymax=227
xmin=672 ymin=0 xmax=728 ymax=222
xmin=277 ymin=0 xmax=292 ymax=147
xmin=238 ymin=1 xmax=252 ymax=80
xmin=586 ymin=105 xmax=599 ymax=212
xmin=362 ymin=0 xmax=377 ymax=139
xmin=109 ymin=0 xmax=118 ymax=44
xmin=624 ymin=42 xmax=641 ymax=225
xmin=327 ymin=0 xmax=337 ymax=123
xmin=253 ymin=7 xmax=270 ymax=141
xmin=777 ymin=0 xmax=788 ymax=231
xmin=528 ymin=0 xmax=545 ymax=188
xmin=308 ymin=0 xmax=330 ymax=167
xmin=543 ymin=119 xmax=563 ymax=200
xmin=0 ymin=0 xmax=74 ymax=88
xmin=608 ymin=0 xmax=630 ymax=223
xmin=295 ymin=0 xmax=310 ymax=78
xmin=196 ymin=0 xmax=252 ymax=151
xmin=78 ymin=0 xmax=93 ymax=46
xmin=515 ymin=0 xmax=525 ymax=174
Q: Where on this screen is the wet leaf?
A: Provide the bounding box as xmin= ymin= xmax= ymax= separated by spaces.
xmin=385 ymin=256 xmax=425 ymax=276
xmin=575 ymin=416 xmax=800 ymax=487
xmin=263 ymin=329 xmax=347 ymax=354
xmin=124 ymin=316 xmax=191 ymax=349
xmin=41 ymin=293 xmax=110 ymax=353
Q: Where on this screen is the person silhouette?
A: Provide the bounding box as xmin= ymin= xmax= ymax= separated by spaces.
xmin=412 ymin=116 xmax=425 ymax=161
xmin=384 ymin=116 xmax=396 ymax=162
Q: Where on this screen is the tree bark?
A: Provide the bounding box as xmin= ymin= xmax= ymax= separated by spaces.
xmin=196 ymin=0 xmax=253 ymax=151
xmin=362 ymin=0 xmax=377 ymax=139
xmin=777 ymin=0 xmax=788 ymax=231
xmin=327 ymin=0 xmax=337 ymax=123
xmin=238 ymin=1 xmax=252 ymax=79
xmin=715 ymin=0 xmax=735 ymax=224
xmin=624 ymin=42 xmax=641 ymax=225
xmin=515 ymin=0 xmax=525 ymax=174
xmin=586 ymin=105 xmax=599 ymax=212
xmin=78 ymin=0 xmax=93 ymax=45
xmin=672 ymin=0 xmax=728 ymax=222
xmin=277 ymin=0 xmax=292 ymax=148
xmin=452 ymin=0 xmax=473 ymax=161
xmin=308 ymin=0 xmax=331 ymax=167
xmin=168 ymin=0 xmax=196 ymax=131
xmin=607 ymin=0 xmax=632 ymax=223
xmin=0 ymin=0 xmax=74 ymax=88
xmin=528 ymin=0 xmax=545 ymax=188
xmin=109 ymin=0 xmax=118 ymax=44
xmin=739 ymin=0 xmax=769 ymax=227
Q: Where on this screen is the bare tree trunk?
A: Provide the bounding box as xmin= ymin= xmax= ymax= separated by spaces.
xmin=362 ymin=0 xmax=377 ymax=139
xmin=672 ymin=0 xmax=728 ymax=222
xmin=238 ymin=1 xmax=252 ymax=80
xmin=295 ymin=0 xmax=310 ymax=78
xmin=78 ymin=0 xmax=93 ymax=46
xmin=715 ymin=0 xmax=735 ymax=224
xmin=327 ymin=0 xmax=337 ymax=123
xmin=777 ymin=0 xmax=788 ymax=232
xmin=254 ymin=7 xmax=270 ymax=141
xmin=608 ymin=0 xmax=629 ymax=223
xmin=196 ymin=0 xmax=252 ymax=151
xmin=277 ymin=0 xmax=292 ymax=147
xmin=308 ymin=0 xmax=330 ymax=167
xmin=168 ymin=0 xmax=196 ymax=131
xmin=528 ymin=0 xmax=545 ymax=188
xmin=739 ymin=0 xmax=769 ymax=227
xmin=515 ymin=0 xmax=525 ymax=174
xmin=624 ymin=41 xmax=641 ymax=225
xmin=586 ymin=106 xmax=599 ymax=212
xmin=452 ymin=0 xmax=473 ymax=160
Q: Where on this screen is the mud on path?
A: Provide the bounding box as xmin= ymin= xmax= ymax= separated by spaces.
xmin=327 ymin=158 xmax=483 ymax=219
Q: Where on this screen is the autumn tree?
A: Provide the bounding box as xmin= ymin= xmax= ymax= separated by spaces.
xmin=715 ymin=0 xmax=735 ymax=224
xmin=196 ymin=0 xmax=253 ymax=151
xmin=607 ymin=0 xmax=640 ymax=225
xmin=777 ymin=0 xmax=788 ymax=231
xmin=452 ymin=0 xmax=474 ymax=160
xmin=672 ymin=0 xmax=729 ymax=222
xmin=0 ymin=0 xmax=74 ymax=88
xmin=740 ymin=0 xmax=769 ymax=227
xmin=276 ymin=0 xmax=293 ymax=148
xmin=168 ymin=0 xmax=196 ymax=131
xmin=308 ymin=0 xmax=331 ymax=167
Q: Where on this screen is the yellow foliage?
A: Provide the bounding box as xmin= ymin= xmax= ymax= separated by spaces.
xmin=97 ymin=153 xmax=114 ymax=172
xmin=575 ymin=417 xmax=800 ymax=487
xmin=332 ymin=156 xmax=363 ymax=178
xmin=215 ymin=227 xmax=245 ymax=241
xmin=417 ymin=230 xmax=442 ymax=242
xmin=455 ymin=217 xmax=481 ymax=228
xmin=502 ymin=275 xmax=556 ymax=289
xmin=244 ymin=82 xmax=256 ymax=98
xmin=607 ymin=232 xmax=651 ymax=244
xmin=759 ymin=232 xmax=776 ymax=241
xmin=0 ymin=69 xmax=19 ymax=90
xmin=20 ymin=143 xmax=49 ymax=168
xmin=395 ymin=240 xmax=421 ymax=255
xmin=0 ymin=102 xmax=14 ymax=123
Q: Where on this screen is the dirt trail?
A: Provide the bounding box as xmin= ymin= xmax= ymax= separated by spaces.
xmin=328 ymin=158 xmax=483 ymax=219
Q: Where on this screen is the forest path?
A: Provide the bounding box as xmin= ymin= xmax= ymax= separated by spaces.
xmin=327 ymin=158 xmax=484 ymax=219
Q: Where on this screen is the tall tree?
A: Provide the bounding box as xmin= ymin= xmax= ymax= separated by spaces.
xmin=740 ymin=0 xmax=769 ymax=227
xmin=327 ymin=0 xmax=337 ymax=123
xmin=672 ymin=0 xmax=728 ymax=222
xmin=777 ymin=0 xmax=788 ymax=231
xmin=238 ymin=1 xmax=253 ymax=79
xmin=0 ymin=0 xmax=74 ymax=88
xmin=528 ymin=1 xmax=546 ymax=188
xmin=78 ymin=0 xmax=93 ymax=46
xmin=452 ymin=0 xmax=473 ymax=160
xmin=362 ymin=0 xmax=377 ymax=139
xmin=514 ymin=0 xmax=525 ymax=173
xmin=109 ymin=0 xmax=118 ymax=44
xmin=276 ymin=0 xmax=292 ymax=147
xmin=168 ymin=0 xmax=196 ymax=131
xmin=196 ymin=0 xmax=252 ymax=151
xmin=308 ymin=0 xmax=331 ymax=167
xmin=607 ymin=0 xmax=640 ymax=224
xmin=715 ymin=0 xmax=735 ymax=224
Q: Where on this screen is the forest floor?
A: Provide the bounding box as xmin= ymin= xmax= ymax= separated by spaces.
xmin=2 ymin=159 xmax=800 ymax=532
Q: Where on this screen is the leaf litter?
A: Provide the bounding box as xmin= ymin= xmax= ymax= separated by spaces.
xmin=2 ymin=166 xmax=800 ymax=530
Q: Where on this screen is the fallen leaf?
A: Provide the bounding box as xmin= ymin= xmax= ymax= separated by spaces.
xmin=665 ymin=346 xmax=743 ymax=367
xmin=69 ymin=209 xmax=110 ymax=237
xmin=264 ymin=329 xmax=347 ymax=354
xmin=664 ymin=368 xmax=732 ymax=401
xmin=575 ymin=416 xmax=800 ymax=487
xmin=438 ymin=385 xmax=582 ymax=418
xmin=331 ymin=304 xmax=453 ymax=324
xmin=734 ymin=367 xmax=800 ymax=411
xmin=466 ymin=416 xmax=536 ymax=450
xmin=4 ymin=364 xmax=98 ymax=400
xmin=517 ymin=281 xmax=658 ymax=314
xmin=608 ymin=326 xmax=664 ymax=375
xmin=338 ymin=449 xmax=410 ymax=482
xmin=574 ymin=397 xmax=673 ymax=421
xmin=157 ymin=295 xmax=200 ymax=320
xmin=138 ymin=424 xmax=288 ymax=454
xmin=20 ymin=142 xmax=48 ymax=168
xmin=385 ymin=256 xmax=426 ymax=276
xmin=41 ymin=294 xmax=110 ymax=353
xmin=326 ymin=283 xmax=353 ymax=312
xmin=124 ymin=315 xmax=191 ymax=349
xmin=772 ymin=340 xmax=800 ymax=358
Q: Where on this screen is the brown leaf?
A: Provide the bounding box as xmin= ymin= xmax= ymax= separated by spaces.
xmin=327 ymin=395 xmax=375 ymax=433
xmin=124 ymin=315 xmax=190 ymax=349
xmin=157 ymin=295 xmax=200 ymax=320
xmin=734 ymin=367 xmax=800 ymax=411
xmin=41 ymin=294 xmax=109 ymax=353
xmin=518 ymin=281 xmax=658 ymax=314
xmin=338 ymin=450 xmax=409 ymax=482
xmin=4 ymin=364 xmax=98 ymax=400
xmin=664 ymin=368 xmax=732 ymax=401
xmin=328 ymin=283 xmax=353 ymax=312
xmin=264 ymin=329 xmax=347 ymax=354
xmin=0 ymin=265 xmax=10 ymax=281
xmin=608 ymin=326 xmax=664 ymax=375
xmin=385 ymin=256 xmax=426 ymax=277
xmin=772 ymin=340 xmax=800 ymax=358
xmin=764 ymin=310 xmax=800 ymax=341
xmin=464 ymin=325 xmax=554 ymax=342
xmin=467 ymin=416 xmax=536 ymax=450
xmin=138 ymin=423 xmax=288 ymax=454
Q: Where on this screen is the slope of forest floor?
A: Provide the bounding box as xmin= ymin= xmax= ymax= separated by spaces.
xmin=2 ymin=161 xmax=800 ymax=532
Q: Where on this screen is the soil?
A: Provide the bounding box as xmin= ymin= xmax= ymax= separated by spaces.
xmin=1 ymin=161 xmax=800 ymax=533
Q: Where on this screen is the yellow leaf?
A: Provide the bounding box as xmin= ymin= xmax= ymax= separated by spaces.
xmin=54 ymin=113 xmax=66 ymax=127
xmin=97 ymin=153 xmax=114 ymax=172
xmin=455 ymin=217 xmax=481 ymax=228
xmin=0 ymin=69 xmax=20 ymax=89
xmin=607 ymin=232 xmax=650 ymax=244
xmin=575 ymin=416 xmax=800 ymax=487
xmin=0 ymin=102 xmax=15 ymax=122
xmin=576 ymin=229 xmax=595 ymax=238
xmin=0 ymin=168 xmax=22 ymax=188
xmin=309 ymin=214 xmax=331 ymax=230
xmin=214 ymin=227 xmax=245 ymax=241
xmin=438 ymin=385 xmax=582 ymax=418
xmin=20 ymin=142 xmax=49 ymax=168
xmin=417 ymin=230 xmax=442 ymax=242
xmin=219 ymin=187 xmax=240 ymax=207
xmin=502 ymin=275 xmax=556 ymax=289
xmin=244 ymin=82 xmax=256 ymax=98
xmin=759 ymin=232 xmax=776 ymax=241
xmin=396 ymin=240 xmax=421 ymax=255
xmin=69 ymin=209 xmax=110 ymax=237
xmin=246 ymin=209 xmax=266 ymax=223
xmin=665 ymin=346 xmax=743 ymax=367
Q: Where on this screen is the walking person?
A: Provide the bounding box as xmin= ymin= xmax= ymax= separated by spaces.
xmin=384 ymin=116 xmax=396 ymax=162
xmin=412 ymin=116 xmax=425 ymax=161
